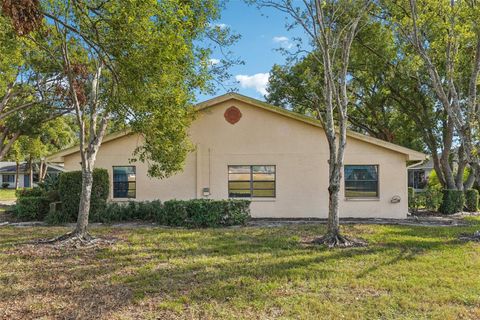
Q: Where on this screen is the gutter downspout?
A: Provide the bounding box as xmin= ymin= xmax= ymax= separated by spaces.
xmin=407 ymin=160 xmax=425 ymax=169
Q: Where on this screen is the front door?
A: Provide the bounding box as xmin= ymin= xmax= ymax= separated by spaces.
xmin=24 ymin=175 xmax=30 ymax=188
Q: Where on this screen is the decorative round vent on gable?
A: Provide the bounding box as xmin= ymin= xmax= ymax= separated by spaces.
xmin=224 ymin=106 xmax=242 ymax=124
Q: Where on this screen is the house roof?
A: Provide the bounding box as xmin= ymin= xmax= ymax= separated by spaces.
xmin=47 ymin=130 xmax=131 ymax=163
xmin=0 ymin=161 xmax=65 ymax=173
xmin=0 ymin=162 xmax=20 ymax=173
xmin=47 ymin=93 xmax=426 ymax=162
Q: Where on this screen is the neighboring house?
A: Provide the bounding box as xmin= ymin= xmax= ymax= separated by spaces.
xmin=48 ymin=93 xmax=425 ymax=219
xmin=0 ymin=162 xmax=64 ymax=189
xmin=408 ymin=158 xmax=434 ymax=191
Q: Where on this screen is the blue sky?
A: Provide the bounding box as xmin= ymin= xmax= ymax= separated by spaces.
xmin=196 ymin=0 xmax=307 ymax=102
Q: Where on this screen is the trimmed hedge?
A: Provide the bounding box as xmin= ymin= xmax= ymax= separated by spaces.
xmin=13 ymin=187 xmax=49 ymax=221
xmin=439 ymin=189 xmax=465 ymax=215
xmin=47 ymin=198 xmax=251 ymax=227
xmin=14 ymin=195 xmax=50 ymax=221
xmin=16 ymin=187 xmax=44 ymax=198
xmin=464 ymin=189 xmax=479 ymax=212
xmin=44 ymin=203 xmax=71 ymax=225
xmin=159 ymin=199 xmax=251 ymax=228
xmin=90 ymin=200 xmax=163 ymax=223
xmin=56 ymin=169 xmax=109 ymax=222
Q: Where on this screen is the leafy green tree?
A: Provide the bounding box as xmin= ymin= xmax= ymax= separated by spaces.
xmin=251 ymin=0 xmax=371 ymax=247
xmin=383 ymin=0 xmax=480 ymax=191
xmin=2 ymin=0 xmax=233 ymax=242
xmin=7 ymin=139 xmax=24 ymax=189
xmin=0 ymin=10 xmax=72 ymax=160
xmin=4 ymin=116 xmax=77 ymax=187
xmin=266 ymin=6 xmax=473 ymax=191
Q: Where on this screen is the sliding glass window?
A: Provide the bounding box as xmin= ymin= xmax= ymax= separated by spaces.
xmin=228 ymin=165 xmax=275 ymax=198
xmin=344 ymin=165 xmax=379 ymax=198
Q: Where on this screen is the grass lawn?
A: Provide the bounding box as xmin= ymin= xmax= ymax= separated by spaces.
xmin=1 ymin=220 xmax=480 ymax=319
xmin=0 ymin=188 xmax=16 ymax=201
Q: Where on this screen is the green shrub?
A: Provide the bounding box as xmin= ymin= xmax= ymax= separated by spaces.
xmin=464 ymin=189 xmax=478 ymax=212
xmin=160 ymin=199 xmax=188 ymax=226
xmin=136 ymin=200 xmax=163 ymax=221
xmin=37 ymin=174 xmax=60 ymax=192
xmin=13 ymin=187 xmax=51 ymax=221
xmin=425 ymin=187 xmax=442 ymax=211
xmin=46 ymin=197 xmax=250 ymax=227
xmin=427 ymin=170 xmax=442 ymax=189
xmin=90 ymin=202 xmax=125 ymax=223
xmin=44 ymin=203 xmax=71 ymax=225
xmin=408 ymin=187 xmax=427 ymax=212
xmin=57 ymin=169 xmax=109 ymax=222
xmin=14 ymin=196 xmax=50 ymax=220
xmin=16 ymin=187 xmax=44 ymax=198
xmin=408 ymin=187 xmax=415 ymax=211
xmin=90 ymin=200 xmax=163 ymax=223
xmin=159 ymin=199 xmax=251 ymax=228
xmin=439 ymin=189 xmax=465 ymax=214
xmin=45 ymin=189 xmax=60 ymax=203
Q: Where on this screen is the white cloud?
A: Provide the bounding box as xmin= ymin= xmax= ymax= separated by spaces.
xmin=273 ymin=36 xmax=289 ymax=43
xmin=235 ymin=73 xmax=270 ymax=95
xmin=214 ymin=23 xmax=228 ymax=29
xmin=209 ymin=58 xmax=220 ymax=65
xmin=272 ymin=36 xmax=293 ymax=49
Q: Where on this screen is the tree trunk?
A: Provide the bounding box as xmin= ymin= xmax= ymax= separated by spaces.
xmin=14 ymin=161 xmax=19 ymax=190
xmin=38 ymin=161 xmax=48 ymax=182
xmin=327 ymin=166 xmax=341 ymax=236
xmin=431 ymin=153 xmax=446 ymax=188
xmin=440 ymin=118 xmax=456 ymax=189
xmin=455 ymin=145 xmax=466 ymax=190
xmin=29 ymin=158 xmax=33 ymax=188
xmin=0 ymin=131 xmax=20 ymax=161
xmin=39 ymin=159 xmax=44 ymax=183
xmin=464 ymin=166 xmax=476 ymax=190
xmin=42 ymin=162 xmax=48 ymax=181
xmin=74 ymin=168 xmax=93 ymax=236
xmin=72 ymin=114 xmax=108 ymax=238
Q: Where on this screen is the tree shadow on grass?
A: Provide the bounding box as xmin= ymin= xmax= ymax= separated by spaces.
xmin=101 ymin=225 xmax=469 ymax=308
xmin=0 ymin=226 xmax=72 ymax=247
xmin=351 ymin=224 xmax=476 ymax=279
xmin=1 ymin=223 xmax=476 ymax=318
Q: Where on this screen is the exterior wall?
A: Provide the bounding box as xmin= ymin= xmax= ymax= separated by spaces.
xmin=62 ymin=98 xmax=410 ymax=219
xmin=63 ymin=134 xmax=197 ymax=201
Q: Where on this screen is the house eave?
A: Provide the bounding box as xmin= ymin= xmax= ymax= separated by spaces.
xmin=46 ymin=129 xmax=132 ymax=162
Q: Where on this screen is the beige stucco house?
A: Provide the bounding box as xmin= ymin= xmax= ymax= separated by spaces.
xmin=48 ymin=93 xmax=425 ymax=219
